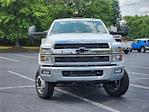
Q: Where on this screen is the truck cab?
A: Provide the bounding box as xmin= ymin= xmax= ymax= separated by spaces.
xmin=28 ymin=18 xmax=129 ymax=99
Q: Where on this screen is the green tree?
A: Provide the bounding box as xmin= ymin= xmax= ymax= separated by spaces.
xmin=124 ymin=15 xmax=149 ymax=38
xmin=0 ymin=0 xmax=123 ymax=46
xmin=0 ymin=0 xmax=49 ymax=46
xmin=110 ymin=0 xmax=122 ymax=27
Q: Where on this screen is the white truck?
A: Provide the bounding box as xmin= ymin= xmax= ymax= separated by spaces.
xmin=28 ymin=18 xmax=129 ymax=99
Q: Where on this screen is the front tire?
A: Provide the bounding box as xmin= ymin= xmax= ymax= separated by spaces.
xmin=103 ymin=70 xmax=129 ymax=97
xmin=35 ymin=71 xmax=55 ymax=99
xmin=138 ymin=47 xmax=145 ymax=53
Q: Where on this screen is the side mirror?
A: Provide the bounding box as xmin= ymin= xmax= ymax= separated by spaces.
xmin=28 ymin=26 xmax=37 ymax=37
xmin=120 ymin=25 xmax=128 ymax=36
xmin=109 ymin=25 xmax=128 ymax=36
xmin=28 ymin=26 xmax=48 ymax=38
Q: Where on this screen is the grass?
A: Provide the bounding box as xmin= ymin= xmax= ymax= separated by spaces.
xmin=0 ymin=46 xmax=39 ymax=52
xmin=0 ymin=46 xmax=12 ymax=49
xmin=23 ymin=46 xmax=39 ymax=49
xmin=0 ymin=46 xmax=12 ymax=52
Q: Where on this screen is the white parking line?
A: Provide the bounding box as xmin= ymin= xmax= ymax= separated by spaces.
xmin=0 ymin=56 xmax=19 ymax=62
xmin=8 ymin=70 xmax=120 ymax=112
xmin=131 ymin=78 xmax=149 ymax=80
xmin=128 ymin=72 xmax=149 ymax=76
xmin=8 ymin=71 xmax=34 ymax=81
xmin=56 ymin=88 xmax=120 ymax=112
xmin=0 ymin=85 xmax=34 ymax=90
xmin=129 ymin=65 xmax=149 ymax=70
xmin=13 ymin=54 xmax=37 ymax=60
xmin=130 ymin=84 xmax=149 ymax=90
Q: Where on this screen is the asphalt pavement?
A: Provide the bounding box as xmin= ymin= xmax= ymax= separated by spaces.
xmin=0 ymin=51 xmax=149 ymax=112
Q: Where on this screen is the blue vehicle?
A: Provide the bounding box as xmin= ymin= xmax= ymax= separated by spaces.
xmin=131 ymin=38 xmax=149 ymax=53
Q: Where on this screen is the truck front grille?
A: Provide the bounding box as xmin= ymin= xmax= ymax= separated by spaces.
xmin=55 ymin=56 xmax=109 ymax=62
xmin=62 ymin=70 xmax=103 ymax=77
xmin=54 ymin=43 xmax=109 ymax=49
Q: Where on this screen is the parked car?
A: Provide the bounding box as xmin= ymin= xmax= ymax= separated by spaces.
xmin=113 ymin=35 xmax=132 ymax=54
xmin=131 ymin=38 xmax=149 ymax=53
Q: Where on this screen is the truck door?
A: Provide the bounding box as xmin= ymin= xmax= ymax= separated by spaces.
xmin=146 ymin=40 xmax=149 ymax=47
xmin=132 ymin=40 xmax=140 ymax=49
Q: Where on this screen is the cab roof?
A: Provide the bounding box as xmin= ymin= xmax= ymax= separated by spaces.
xmin=54 ymin=18 xmax=102 ymax=22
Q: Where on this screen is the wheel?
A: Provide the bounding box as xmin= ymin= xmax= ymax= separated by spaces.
xmin=103 ymin=70 xmax=129 ymax=97
xmin=141 ymin=47 xmax=145 ymax=53
xmin=138 ymin=49 xmax=141 ymax=52
xmin=35 ymin=70 xmax=55 ymax=99
xmin=138 ymin=47 xmax=145 ymax=53
xmin=124 ymin=50 xmax=129 ymax=54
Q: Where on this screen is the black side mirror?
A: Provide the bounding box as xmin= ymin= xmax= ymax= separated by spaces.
xmin=109 ymin=25 xmax=128 ymax=36
xmin=120 ymin=25 xmax=128 ymax=36
xmin=28 ymin=26 xmax=48 ymax=38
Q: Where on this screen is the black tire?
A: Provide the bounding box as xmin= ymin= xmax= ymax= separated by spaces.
xmin=103 ymin=70 xmax=129 ymax=97
xmin=35 ymin=70 xmax=55 ymax=99
xmin=138 ymin=47 xmax=145 ymax=53
xmin=124 ymin=50 xmax=129 ymax=54
xmin=143 ymin=49 xmax=146 ymax=53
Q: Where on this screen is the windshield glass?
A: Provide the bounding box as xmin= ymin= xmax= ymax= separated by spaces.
xmin=51 ymin=20 xmax=108 ymax=34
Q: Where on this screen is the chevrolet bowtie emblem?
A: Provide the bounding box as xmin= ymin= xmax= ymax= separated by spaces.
xmin=76 ymin=47 xmax=89 ymax=54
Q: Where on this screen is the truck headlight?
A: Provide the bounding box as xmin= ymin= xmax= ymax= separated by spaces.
xmin=40 ymin=48 xmax=51 ymax=54
xmin=112 ymin=47 xmax=124 ymax=62
xmin=40 ymin=54 xmax=52 ymax=63
xmin=112 ymin=47 xmax=123 ymax=53
xmin=40 ymin=48 xmax=52 ymax=63
xmin=112 ymin=54 xmax=124 ymax=61
xmin=40 ymin=55 xmax=49 ymax=62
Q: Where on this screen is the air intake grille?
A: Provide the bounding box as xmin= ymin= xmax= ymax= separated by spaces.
xmin=62 ymin=70 xmax=103 ymax=77
xmin=55 ymin=56 xmax=109 ymax=62
xmin=54 ymin=43 xmax=109 ymax=49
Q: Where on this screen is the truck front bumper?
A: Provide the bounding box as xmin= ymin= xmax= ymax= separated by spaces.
xmin=39 ymin=65 xmax=124 ymax=82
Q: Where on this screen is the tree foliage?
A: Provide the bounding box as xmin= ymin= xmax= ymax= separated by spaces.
xmin=124 ymin=15 xmax=149 ymax=38
xmin=0 ymin=0 xmax=122 ymax=45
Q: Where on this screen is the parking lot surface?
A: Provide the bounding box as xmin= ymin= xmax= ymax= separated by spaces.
xmin=0 ymin=52 xmax=149 ymax=112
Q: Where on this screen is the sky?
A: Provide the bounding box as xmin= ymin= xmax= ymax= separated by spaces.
xmin=119 ymin=0 xmax=149 ymax=16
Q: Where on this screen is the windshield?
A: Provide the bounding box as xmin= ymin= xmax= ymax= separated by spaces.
xmin=51 ymin=20 xmax=108 ymax=34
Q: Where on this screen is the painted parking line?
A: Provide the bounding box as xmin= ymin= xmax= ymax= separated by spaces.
xmin=131 ymin=78 xmax=149 ymax=80
xmin=128 ymin=72 xmax=149 ymax=76
xmin=129 ymin=65 xmax=149 ymax=70
xmin=13 ymin=54 xmax=37 ymax=60
xmin=56 ymin=88 xmax=120 ymax=112
xmin=0 ymin=85 xmax=34 ymax=90
xmin=130 ymin=84 xmax=149 ymax=90
xmin=8 ymin=70 xmax=120 ymax=112
xmin=0 ymin=56 xmax=19 ymax=62
xmin=8 ymin=71 xmax=34 ymax=81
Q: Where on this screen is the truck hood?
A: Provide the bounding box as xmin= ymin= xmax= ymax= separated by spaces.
xmin=41 ymin=33 xmax=115 ymax=47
